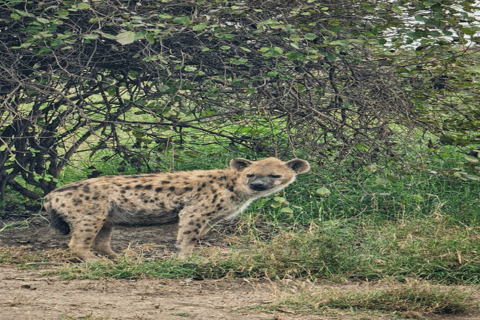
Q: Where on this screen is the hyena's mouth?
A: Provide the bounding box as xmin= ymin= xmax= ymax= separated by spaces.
xmin=248 ymin=183 xmax=271 ymax=191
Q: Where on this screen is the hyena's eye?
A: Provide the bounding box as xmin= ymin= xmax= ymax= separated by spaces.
xmin=246 ymin=173 xmax=254 ymax=178
xmin=269 ymin=174 xmax=282 ymax=178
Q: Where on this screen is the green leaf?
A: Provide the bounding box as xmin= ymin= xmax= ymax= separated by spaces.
xmin=316 ymin=186 xmax=331 ymax=196
xmin=135 ymin=30 xmax=147 ymax=39
xmin=116 ymin=31 xmax=136 ymax=45
xmin=392 ymin=6 xmax=403 ymax=13
xmin=146 ymin=33 xmax=156 ymax=44
xmin=193 ymin=23 xmax=208 ymax=31
xmin=83 ymin=34 xmax=99 ymax=40
xmin=57 ymin=9 xmax=69 ymax=19
xmin=286 ymin=51 xmax=304 ymax=61
xmin=280 ymin=207 xmax=294 ymax=214
xmin=304 ymin=33 xmax=317 ymax=40
xmin=77 ymin=3 xmax=91 ymax=9
xmin=461 ymin=27 xmax=477 ymax=36
xmin=375 ymin=178 xmax=391 ymax=185
xmin=464 ymin=155 xmax=479 ymax=163
xmin=412 ymin=195 xmax=424 ymax=202
xmin=10 ymin=13 xmax=21 ymax=20
xmin=159 ymin=14 xmax=173 ymax=19
xmin=36 ymin=17 xmax=50 ymax=24
xmin=173 ymin=16 xmax=191 ymax=25
xmin=377 ymin=38 xmax=387 ymax=45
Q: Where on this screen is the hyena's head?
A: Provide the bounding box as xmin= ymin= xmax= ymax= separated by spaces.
xmin=230 ymin=157 xmax=310 ymax=197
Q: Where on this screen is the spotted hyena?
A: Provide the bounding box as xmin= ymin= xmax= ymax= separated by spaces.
xmin=44 ymin=157 xmax=310 ymax=262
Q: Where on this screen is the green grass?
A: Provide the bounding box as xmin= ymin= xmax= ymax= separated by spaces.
xmin=46 ymin=214 xmax=479 ymax=285
xmin=268 ymin=281 xmax=478 ymax=317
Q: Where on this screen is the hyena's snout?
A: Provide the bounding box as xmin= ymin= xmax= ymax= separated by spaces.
xmin=248 ymin=178 xmax=273 ymax=191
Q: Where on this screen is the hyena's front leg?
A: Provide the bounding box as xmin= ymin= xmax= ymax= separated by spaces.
xmin=176 ymin=207 xmax=209 ymax=257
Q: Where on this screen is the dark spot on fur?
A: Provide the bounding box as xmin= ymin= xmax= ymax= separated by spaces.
xmin=169 ymin=186 xmax=175 ymax=192
xmin=73 ymin=198 xmax=83 ymax=206
xmin=203 ymin=211 xmax=215 ymax=217
xmin=85 ymin=237 xmax=92 ymax=241
xmin=188 ymin=221 xmax=195 ymax=226
xmin=135 ymin=184 xmax=143 ymax=189
xmin=85 ymin=196 xmax=90 ymax=200
xmin=84 ymin=229 xmax=92 ymax=232
xmin=67 ymin=192 xmax=72 ymax=196
xmin=161 ymin=181 xmax=170 ymax=184
xmin=55 ymin=198 xmax=59 ymax=202
xmin=83 ymin=185 xmax=90 ymax=193
xmin=219 ymin=176 xmax=227 ymax=181
xmin=228 ymin=185 xmax=234 ymax=192
xmin=155 ymin=187 xmax=163 ymax=192
xmin=198 ymin=175 xmax=204 ymax=178
xmin=183 ymin=230 xmax=192 ymax=235
xmin=183 ymin=187 xmax=193 ymax=192
xmin=211 ymin=194 xmax=218 ymax=203
xmin=144 ymin=184 xmax=152 ymax=190
xmin=189 ymin=215 xmax=195 ymax=218
xmin=143 ymin=200 xmax=148 ymax=203
xmin=61 ymin=203 xmax=65 ymax=207
xmin=193 ymin=229 xmax=199 ymax=234
xmin=120 ymin=190 xmax=126 ymax=194
xmin=196 ymin=223 xmax=201 ymax=228
xmin=125 ymin=186 xmax=131 ymax=190
xmin=209 ymin=180 xmax=214 ymax=184
xmin=92 ymin=196 xmax=98 ymax=200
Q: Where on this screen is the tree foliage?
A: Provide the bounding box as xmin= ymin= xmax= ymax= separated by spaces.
xmin=1 ymin=0 xmax=480 ymax=200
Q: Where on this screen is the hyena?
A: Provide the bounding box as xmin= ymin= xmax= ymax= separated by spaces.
xmin=44 ymin=157 xmax=310 ymax=262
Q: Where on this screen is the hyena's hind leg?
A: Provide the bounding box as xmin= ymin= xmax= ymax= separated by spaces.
xmin=91 ymin=224 xmax=118 ymax=259
xmin=67 ymin=212 xmax=110 ymax=262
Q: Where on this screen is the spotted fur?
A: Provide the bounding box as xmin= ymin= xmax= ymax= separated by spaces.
xmin=44 ymin=157 xmax=310 ymax=262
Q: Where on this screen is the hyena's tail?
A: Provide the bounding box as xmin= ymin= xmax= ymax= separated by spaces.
xmin=49 ymin=209 xmax=71 ymax=235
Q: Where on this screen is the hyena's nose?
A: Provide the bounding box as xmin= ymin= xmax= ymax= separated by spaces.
xmin=249 ymin=180 xmax=270 ymax=191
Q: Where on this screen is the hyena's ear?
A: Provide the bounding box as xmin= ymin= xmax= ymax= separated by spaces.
xmin=230 ymin=158 xmax=253 ymax=172
xmin=286 ymin=159 xmax=310 ymax=174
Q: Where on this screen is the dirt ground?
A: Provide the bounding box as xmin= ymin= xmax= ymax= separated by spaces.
xmin=0 ymin=212 xmax=479 ymax=320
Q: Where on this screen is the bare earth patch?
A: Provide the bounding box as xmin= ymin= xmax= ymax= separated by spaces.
xmin=1 ymin=266 xmax=281 ymax=320
xmin=1 ymin=213 xmax=479 ymax=320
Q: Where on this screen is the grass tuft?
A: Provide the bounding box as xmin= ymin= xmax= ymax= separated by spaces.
xmin=270 ymin=282 xmax=478 ymax=317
